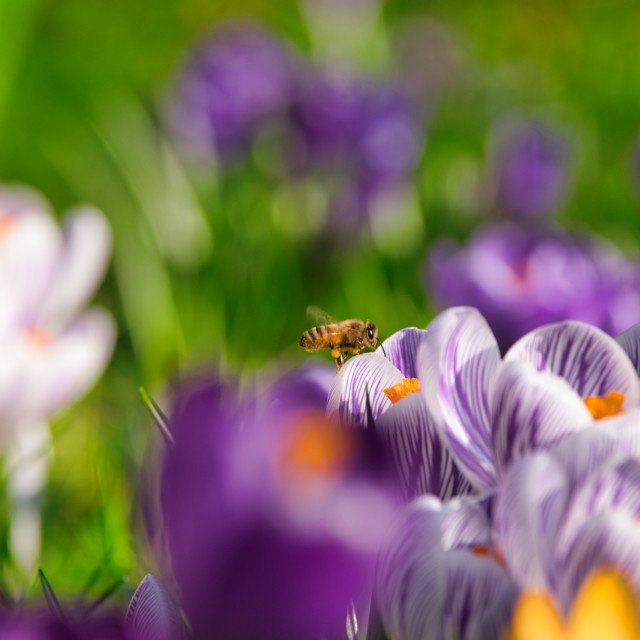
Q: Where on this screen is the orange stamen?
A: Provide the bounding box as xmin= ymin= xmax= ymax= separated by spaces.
xmin=26 ymin=327 xmax=51 ymax=351
xmin=383 ymin=378 xmax=421 ymax=404
xmin=584 ymin=391 xmax=626 ymax=420
xmin=282 ymin=411 xmax=354 ymax=478
xmin=0 ymin=214 xmax=14 ymax=239
xmin=472 ymin=544 xmax=506 ymax=567
xmin=504 ymin=568 xmax=640 ymax=640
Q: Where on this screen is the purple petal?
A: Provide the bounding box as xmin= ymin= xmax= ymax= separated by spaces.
xmin=616 ymin=322 xmax=640 ymax=377
xmin=377 ymin=327 xmax=428 ymax=378
xmin=556 ymin=457 xmax=640 ymax=562
xmin=327 ymin=353 xmax=403 ymax=427
xmin=376 ymin=496 xmax=517 ymax=640
xmin=127 ymin=574 xmax=181 ymax=640
xmin=491 ymin=362 xmax=593 ymax=475
xmin=418 ymin=307 xmax=500 ymax=490
xmin=555 ymin=512 xmax=640 ymax=613
xmin=505 ymin=321 xmax=640 ymax=404
xmin=494 ymin=453 xmax=569 ymax=590
xmin=439 ymin=496 xmax=493 ymax=551
xmin=550 ymin=409 xmax=640 ymax=487
xmin=375 ymin=392 xmax=473 ymax=500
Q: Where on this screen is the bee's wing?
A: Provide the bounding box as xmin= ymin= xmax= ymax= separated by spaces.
xmin=306 ymin=306 xmax=336 ymax=326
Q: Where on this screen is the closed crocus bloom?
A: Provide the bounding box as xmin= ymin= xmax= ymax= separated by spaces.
xmin=168 ymin=25 xmax=298 ymax=162
xmin=486 ymin=117 xmax=570 ymax=219
xmin=162 ymin=367 xmax=397 ymax=640
xmin=428 ymin=223 xmax=640 ymax=352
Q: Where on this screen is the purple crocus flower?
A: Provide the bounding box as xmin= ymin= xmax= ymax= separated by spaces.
xmin=0 ymin=573 xmax=180 ymax=640
xmin=417 ymin=306 xmax=640 ymax=491
xmin=328 ymin=327 xmax=473 ymax=500
xmin=428 ymin=223 xmax=640 ymax=352
xmin=494 ymin=431 xmax=640 ymax=615
xmin=486 ymin=117 xmax=570 ymax=219
xmin=375 ymin=494 xmax=518 ymax=640
xmin=168 ymin=25 xmax=298 ymax=162
xmin=161 ymin=366 xmax=397 ymax=640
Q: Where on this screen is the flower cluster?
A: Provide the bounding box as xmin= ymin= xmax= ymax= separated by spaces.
xmin=167 ymin=24 xmax=421 ymax=236
xmin=427 ymin=118 xmax=640 ymax=352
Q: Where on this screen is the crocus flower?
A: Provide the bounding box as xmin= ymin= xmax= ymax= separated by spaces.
xmin=0 ymin=573 xmax=180 ymax=640
xmin=485 ymin=117 xmax=570 ymax=219
xmin=375 ymin=494 xmax=518 ymax=640
xmin=168 ymin=25 xmax=298 ymax=162
xmin=428 ymin=223 xmax=640 ymax=352
xmin=417 ymin=306 xmax=640 ymax=491
xmin=328 ymin=327 xmax=473 ymax=500
xmin=161 ymin=366 xmax=397 ymax=640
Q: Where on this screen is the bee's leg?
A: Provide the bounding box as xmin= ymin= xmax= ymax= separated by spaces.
xmin=330 ymin=349 xmax=344 ymax=371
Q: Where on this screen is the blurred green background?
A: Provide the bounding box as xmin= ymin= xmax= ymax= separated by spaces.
xmin=2 ymin=0 xmax=640 ymax=608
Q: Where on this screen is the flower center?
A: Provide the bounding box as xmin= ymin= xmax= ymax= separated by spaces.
xmin=0 ymin=213 xmax=14 ymax=239
xmin=383 ymin=378 xmax=421 ymax=404
xmin=506 ymin=568 xmax=640 ymax=640
xmin=281 ymin=411 xmax=354 ymax=479
xmin=584 ymin=391 xmax=626 ymax=420
xmin=25 ymin=327 xmax=51 ymax=351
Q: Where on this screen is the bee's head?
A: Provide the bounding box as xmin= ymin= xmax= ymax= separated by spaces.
xmin=364 ymin=321 xmax=378 ymax=349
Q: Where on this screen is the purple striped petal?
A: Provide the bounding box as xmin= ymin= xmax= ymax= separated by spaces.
xmin=374 ymin=392 xmax=473 ymax=500
xmin=616 ymin=322 xmax=640 ymax=377
xmin=555 ymin=512 xmax=640 ymax=613
xmin=127 ymin=574 xmax=181 ymax=640
xmin=327 ymin=352 xmax=403 ymax=427
xmin=556 ymin=458 xmax=640 ymax=561
xmin=550 ymin=409 xmax=640 ymax=487
xmin=376 ymin=496 xmax=517 ymax=640
xmin=505 ymin=321 xmax=640 ymax=405
xmin=418 ymin=307 xmax=500 ymax=490
xmin=377 ymin=327 xmax=428 ymax=378
xmin=440 ymin=496 xmax=493 ymax=551
xmin=494 ymin=453 xmax=569 ymax=590
xmin=491 ymin=362 xmax=593 ymax=475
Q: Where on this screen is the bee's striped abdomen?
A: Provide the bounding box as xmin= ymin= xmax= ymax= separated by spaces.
xmin=298 ymin=324 xmax=335 ymax=351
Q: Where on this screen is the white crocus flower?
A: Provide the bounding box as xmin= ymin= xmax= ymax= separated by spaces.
xmin=0 ymin=184 xmax=116 ymax=576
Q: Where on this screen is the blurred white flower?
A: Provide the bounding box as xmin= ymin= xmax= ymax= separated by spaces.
xmin=0 ymin=184 xmax=116 ymax=437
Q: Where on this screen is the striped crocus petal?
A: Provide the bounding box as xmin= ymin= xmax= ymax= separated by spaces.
xmin=127 ymin=574 xmax=181 ymax=640
xmin=616 ymin=322 xmax=640 ymax=378
xmin=418 ymin=307 xmax=500 ymax=491
xmin=327 ymin=352 xmax=403 ymax=428
xmin=550 ymin=409 xmax=640 ymax=487
xmin=376 ymin=496 xmax=517 ymax=640
xmin=555 ymin=457 xmax=640 ymax=564
xmin=377 ymin=327 xmax=429 ymax=378
xmin=374 ymin=392 xmax=473 ymax=500
xmin=491 ymin=362 xmax=593 ymax=475
xmin=504 ymin=321 xmax=640 ymax=405
xmin=494 ymin=453 xmax=569 ymax=590
xmin=555 ymin=512 xmax=640 ymax=614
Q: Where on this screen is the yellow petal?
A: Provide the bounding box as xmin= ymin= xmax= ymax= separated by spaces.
xmin=569 ymin=569 xmax=640 ymax=640
xmin=507 ymin=591 xmax=566 ymax=640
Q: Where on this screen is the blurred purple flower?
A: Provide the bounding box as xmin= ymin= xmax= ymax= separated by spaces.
xmin=375 ymin=494 xmax=518 ymax=640
xmin=161 ymin=366 xmax=397 ymax=640
xmin=328 ymin=327 xmax=473 ymax=500
xmin=428 ymin=223 xmax=640 ymax=352
xmin=416 ymin=306 xmax=640 ymax=490
xmin=0 ymin=574 xmax=180 ymax=640
xmin=487 ymin=117 xmax=570 ymax=219
xmin=168 ymin=26 xmax=298 ymax=162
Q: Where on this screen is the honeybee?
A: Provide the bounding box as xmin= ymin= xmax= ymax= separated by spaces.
xmin=298 ymin=308 xmax=385 ymax=371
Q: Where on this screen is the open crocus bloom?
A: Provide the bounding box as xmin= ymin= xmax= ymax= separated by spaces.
xmin=0 ymin=184 xmax=116 ymax=436
xmin=375 ymin=494 xmax=518 ymax=640
xmin=162 ymin=366 xmax=398 ymax=640
xmin=328 ymin=328 xmax=473 ymax=500
xmin=417 ymin=306 xmax=640 ymax=490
